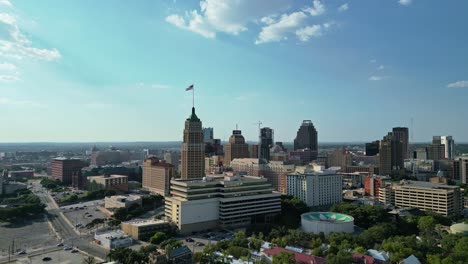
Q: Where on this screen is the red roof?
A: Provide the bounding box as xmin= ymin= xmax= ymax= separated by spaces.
xmin=353 ymin=253 xmax=378 ymax=264
xmin=263 ymin=247 xmax=326 ymax=264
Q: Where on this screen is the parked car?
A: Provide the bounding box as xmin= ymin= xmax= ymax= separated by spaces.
xmin=42 ymin=257 xmax=52 ymax=261
xmin=71 ymin=249 xmax=78 ymax=253
xmin=195 ymin=242 xmax=205 ymax=246
xmin=185 ymin=238 xmax=195 ymax=242
xmin=56 ymin=243 xmax=64 ymax=247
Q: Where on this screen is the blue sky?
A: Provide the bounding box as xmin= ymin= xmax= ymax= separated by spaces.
xmin=0 ymin=0 xmax=467 ymax=143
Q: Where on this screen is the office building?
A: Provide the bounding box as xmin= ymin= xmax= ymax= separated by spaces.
xmin=378 ymin=181 xmax=463 ymax=216
xmin=392 ymin=127 xmax=409 ymax=159
xmin=142 ymin=157 xmax=174 ymax=196
xmin=8 ymin=170 xmax=34 ymax=180
xmin=289 ymin=148 xmax=317 ymax=165
xmin=365 ymin=141 xmax=380 ymax=156
xmin=364 ymin=175 xmax=390 ymax=197
xmin=181 ymin=107 xmax=205 ymax=179
xmin=71 ymin=170 xmax=87 ymax=190
xmin=205 ymin=155 xmax=222 ymax=174
xmin=249 ymin=144 xmax=259 ymax=159
xmin=426 ymin=143 xmax=445 ymax=161
xmin=91 ymin=148 xmax=130 ymax=166
xmin=293 ymin=120 xmax=318 ymax=152
xmin=202 ymin=127 xmax=214 ymax=143
xmin=432 ymin=136 xmax=455 ymax=160
xmin=327 ymin=148 xmax=352 ymax=169
xmin=164 ymin=152 xmax=179 ymax=172
xmin=286 ymin=165 xmax=342 ymax=207
xmin=440 ymin=136 xmax=455 ymax=159
xmin=229 ymin=158 xmax=295 ymax=193
xmin=259 ymin=127 xmax=274 ymax=161
xmin=87 ymin=174 xmax=129 ymax=193
xmin=379 ymin=133 xmax=403 ymax=175
xmin=165 ymin=174 xmax=281 ymax=234
xmin=224 ymin=130 xmax=249 ymax=165
xmin=94 ymin=230 xmax=133 ymax=249
xmin=105 ymin=195 xmax=142 ymax=210
xmin=453 ymin=157 xmax=468 ymax=184
xmin=121 ymin=219 xmax=171 ymax=241
xmin=51 ymin=157 xmax=85 ymax=184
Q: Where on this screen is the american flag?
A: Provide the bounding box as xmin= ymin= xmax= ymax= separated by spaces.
xmin=185 ymin=84 xmax=194 ymax=91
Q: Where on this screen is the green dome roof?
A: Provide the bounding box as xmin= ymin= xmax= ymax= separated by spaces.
xmin=450 ymin=223 xmax=468 ymax=235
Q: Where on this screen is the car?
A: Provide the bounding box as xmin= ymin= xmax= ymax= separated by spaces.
xmin=56 ymin=243 xmax=64 ymax=247
xmin=17 ymin=250 xmax=26 ymax=255
xmin=64 ymin=247 xmax=72 ymax=251
xmin=42 ymin=257 xmax=52 ymax=261
xmin=71 ymin=249 xmax=79 ymax=253
xmin=195 ymin=242 xmax=205 ymax=247
xmin=185 ymin=238 xmax=195 ymax=242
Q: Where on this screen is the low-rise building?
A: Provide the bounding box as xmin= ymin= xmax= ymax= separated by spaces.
xmin=94 ymin=229 xmax=133 ymax=249
xmin=87 ymin=174 xmax=128 ymax=193
xmin=286 ymin=165 xmax=342 ymax=207
xmin=165 ymin=174 xmax=281 ymax=234
xmin=261 ymin=247 xmax=325 ymax=264
xmin=121 ymin=219 xmax=171 ymax=241
xmin=8 ymin=170 xmax=34 ymax=180
xmin=378 ymin=180 xmax=463 ymax=216
xmin=105 ymin=195 xmax=142 ymax=210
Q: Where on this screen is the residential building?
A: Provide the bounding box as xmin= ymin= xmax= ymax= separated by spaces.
xmin=229 ymin=158 xmax=295 ymax=193
xmin=51 ymin=157 xmax=85 ymax=184
xmin=94 ymin=229 xmax=133 ymax=249
xmin=142 ymin=157 xmax=174 ymax=196
xmin=365 ymin=141 xmax=380 ymax=156
xmin=121 ymin=219 xmax=171 ymax=241
xmin=181 ymin=108 xmax=205 ymax=179
xmin=364 ymin=175 xmax=390 ymax=197
xmin=392 ymin=127 xmax=409 ymax=159
xmin=378 ymin=181 xmax=463 ymax=216
xmin=259 ymin=127 xmax=274 ymax=161
xmin=261 ymin=247 xmax=326 ymax=264
xmin=286 ymin=165 xmax=342 ymax=207
xmin=165 ymin=174 xmax=281 ymax=234
xmin=105 ymin=195 xmax=142 ymax=210
xmin=87 ymin=174 xmax=129 ymax=193
xmin=224 ymin=130 xmax=249 ymax=165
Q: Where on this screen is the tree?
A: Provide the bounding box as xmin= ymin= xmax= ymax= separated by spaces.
xmin=418 ymin=216 xmax=436 ymax=235
xmin=357 ymin=223 xmax=397 ymax=248
xmin=250 ymin=238 xmax=263 ymax=251
xmin=82 ymin=256 xmax=96 ymax=264
xmin=149 ymin=232 xmax=168 ymax=245
xmin=232 ymin=231 xmax=249 ymax=248
xmin=226 ymin=246 xmax=250 ymax=259
xmin=272 ymin=252 xmax=295 ymax=264
xmin=327 ymin=250 xmax=353 ymax=264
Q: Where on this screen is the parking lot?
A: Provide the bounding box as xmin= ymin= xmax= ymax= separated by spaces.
xmin=61 ymin=200 xmax=107 ymax=233
xmin=14 ymin=249 xmax=95 ymax=264
xmin=179 ymin=230 xmax=235 ymax=253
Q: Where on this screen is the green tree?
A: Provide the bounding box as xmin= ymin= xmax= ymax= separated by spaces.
xmin=226 ymin=246 xmax=250 ymax=259
xmin=82 ymin=256 xmax=96 ymax=264
xmin=272 ymin=252 xmax=295 ymax=264
xmin=149 ymin=232 xmax=168 ymax=245
xmin=327 ymin=250 xmax=353 ymax=264
xmin=418 ymin=216 xmax=436 ymax=235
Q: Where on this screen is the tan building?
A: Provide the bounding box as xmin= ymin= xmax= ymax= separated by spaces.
xmin=378 ymin=181 xmax=463 ymax=216
xmin=121 ymin=219 xmax=171 ymax=241
xmin=87 ymin=174 xmax=128 ymax=193
xmin=327 ymin=148 xmax=352 ymax=168
xmin=181 ymin=107 xmax=205 ymax=179
xmin=142 ymin=157 xmax=174 ymax=196
xmin=105 ymin=195 xmax=142 ymax=210
xmin=224 ymin=130 xmax=249 ymax=165
xmin=165 ymin=174 xmax=281 ymax=234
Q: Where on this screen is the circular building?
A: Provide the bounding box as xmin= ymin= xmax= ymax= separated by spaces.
xmin=450 ymin=223 xmax=468 ymax=235
xmin=301 ymin=212 xmax=354 ymax=235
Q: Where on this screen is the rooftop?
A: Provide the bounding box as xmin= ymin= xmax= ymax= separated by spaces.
xmin=301 ymin=212 xmax=354 ymax=223
xmin=122 ymin=219 xmax=168 ymax=227
xmin=88 ymin=174 xmax=128 ymax=179
xmin=263 ymin=247 xmax=325 ymax=264
xmin=396 ymin=180 xmax=460 ymax=190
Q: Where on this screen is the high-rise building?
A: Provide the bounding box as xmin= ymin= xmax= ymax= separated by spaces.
xmin=327 ymin=148 xmax=352 ymax=169
xmin=51 ymin=157 xmax=85 ymax=184
xmin=165 ymin=174 xmax=281 ymax=234
xmin=224 ymin=130 xmax=249 ymax=165
xmin=293 ymin=120 xmax=318 ymax=152
xmin=249 ymin=144 xmax=259 ymax=159
xmin=440 ymin=136 xmax=455 ymax=159
xmin=453 ymin=157 xmax=468 ymax=184
xmin=202 ymin=127 xmax=214 ymax=143
xmin=259 ymin=127 xmax=274 ymax=161
xmin=181 ymin=107 xmax=205 ymax=179
xmin=392 ymin=127 xmax=409 ymax=159
xmin=365 ymin=141 xmax=380 ymax=156
xmin=163 ymin=151 xmax=179 ymax=172
xmin=142 ymin=157 xmax=174 ymax=196
xmin=286 ymin=165 xmax=342 ymax=207
xmin=379 ymin=133 xmax=403 ymax=176
xmin=426 ymin=144 xmax=445 ymax=161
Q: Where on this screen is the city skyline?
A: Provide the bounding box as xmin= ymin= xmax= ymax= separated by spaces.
xmin=1 ymin=0 xmax=467 ymax=143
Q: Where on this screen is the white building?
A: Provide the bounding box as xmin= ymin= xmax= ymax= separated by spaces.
xmin=165 ymin=174 xmax=281 ymax=234
xmin=440 ymin=136 xmax=455 ymax=159
xmin=286 ymin=165 xmax=342 ymax=207
xmin=104 ymin=195 xmax=142 ymax=210
xmin=94 ymin=229 xmax=133 ymax=249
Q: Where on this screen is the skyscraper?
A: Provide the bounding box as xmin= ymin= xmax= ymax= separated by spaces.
xmin=440 ymin=136 xmax=455 ymax=159
xmin=379 ymin=132 xmax=403 ymax=175
xmin=365 ymin=141 xmax=380 ymax=156
xmin=259 ymin=127 xmax=274 ymax=161
xmin=181 ymin=107 xmax=205 ymax=179
xmin=202 ymin=127 xmax=214 ymax=143
xmin=293 ymin=120 xmax=318 ymax=152
xmin=224 ymin=130 xmax=249 ymax=165
xmin=392 ymin=127 xmax=409 ymax=159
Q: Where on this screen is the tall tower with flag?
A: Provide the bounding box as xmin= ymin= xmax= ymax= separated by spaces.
xmin=181 ymin=85 xmax=205 ymax=179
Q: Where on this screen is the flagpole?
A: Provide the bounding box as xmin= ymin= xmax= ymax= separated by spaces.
xmin=192 ymin=87 xmax=194 ymax=108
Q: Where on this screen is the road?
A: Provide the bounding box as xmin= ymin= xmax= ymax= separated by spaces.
xmin=31 ymin=182 xmax=109 ymax=261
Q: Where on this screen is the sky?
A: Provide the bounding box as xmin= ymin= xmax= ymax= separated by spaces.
xmin=0 ymin=0 xmax=467 ymax=143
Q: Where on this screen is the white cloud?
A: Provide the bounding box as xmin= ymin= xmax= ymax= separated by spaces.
xmin=369 ymin=76 xmax=389 ymax=81
xmin=304 ymin=0 xmax=325 ymax=16
xmin=0 ymin=74 xmax=19 ymax=82
xmin=0 ymin=62 xmax=16 ymax=70
xmin=260 ymin=15 xmax=277 ymax=25
xmin=165 ymin=11 xmax=215 ymax=38
xmin=255 ymin=11 xmax=307 ymax=44
xmin=370 ymin=59 xmax=377 ymax=63
xmin=338 ymin=3 xmax=349 ymax=12
xmin=296 ymin=24 xmax=322 ymax=42
xmin=165 ymin=14 xmax=185 ymax=28
xmin=0 ymin=13 xmax=15 ymax=25
xmin=447 ymin=80 xmax=468 ymax=88
xmin=0 ymin=0 xmax=12 ymax=8
xmin=378 ymin=65 xmax=384 ymax=70
xmin=399 ymin=0 xmax=412 ymax=6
